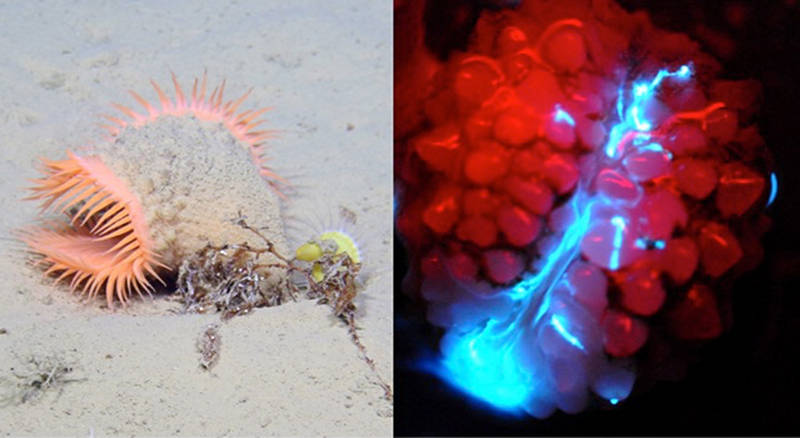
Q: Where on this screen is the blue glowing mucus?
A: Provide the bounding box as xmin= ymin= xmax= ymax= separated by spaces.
xmin=677 ymin=64 xmax=692 ymax=79
xmin=637 ymin=142 xmax=673 ymax=160
xmin=767 ymin=172 xmax=778 ymax=207
xmin=509 ymin=196 xmax=592 ymax=301
xmin=609 ymin=216 xmax=627 ymax=271
xmin=616 ymin=85 xmax=625 ymax=120
xmin=551 ymin=314 xmax=585 ymax=351
xmin=439 ymin=196 xmax=594 ymax=412
xmin=553 ymin=104 xmax=576 ymax=127
xmin=604 ymin=121 xmax=627 ymax=158
xmin=630 ymin=106 xmax=651 ymax=131
xmin=428 ymin=62 xmax=699 ymax=416
xmin=439 ymin=320 xmax=530 ymax=412
xmin=632 ymin=134 xmax=651 ymax=146
xmin=604 ymin=64 xmax=693 ymax=159
xmin=635 ymin=237 xmax=666 ymax=250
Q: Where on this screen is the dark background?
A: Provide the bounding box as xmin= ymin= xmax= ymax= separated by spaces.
xmin=394 ymin=0 xmax=800 ymax=435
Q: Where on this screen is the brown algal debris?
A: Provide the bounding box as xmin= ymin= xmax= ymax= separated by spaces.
xmin=176 ymin=213 xmax=392 ymax=402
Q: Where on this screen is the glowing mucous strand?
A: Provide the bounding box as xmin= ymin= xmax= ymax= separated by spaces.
xmin=401 ymin=12 xmax=770 ymax=417
xmin=433 ymin=62 xmax=730 ymax=415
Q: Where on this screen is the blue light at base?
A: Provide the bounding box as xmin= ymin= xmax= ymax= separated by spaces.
xmin=429 ymin=63 xmax=696 ymax=414
xmin=435 ymin=194 xmax=594 ymax=411
xmin=436 ymin=320 xmax=531 ymax=413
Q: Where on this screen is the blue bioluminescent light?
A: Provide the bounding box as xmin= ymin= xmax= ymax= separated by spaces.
xmin=432 ymin=64 xmax=697 ymax=414
xmin=437 ymin=319 xmax=531 ymax=412
xmin=630 ymin=105 xmax=651 ymax=131
xmin=553 ymin=104 xmax=576 ymax=127
xmin=604 ymin=64 xmax=693 ymax=159
xmin=635 ymin=237 xmax=666 ymax=250
xmin=616 ymin=85 xmax=625 ymax=120
xmin=637 ymin=142 xmax=673 ymax=160
xmin=640 ymin=62 xmax=693 ymax=92
xmin=551 ymin=314 xmax=586 ymax=351
xmin=509 ymin=194 xmax=594 ymax=301
xmin=677 ymin=64 xmax=691 ymax=79
xmin=604 ymin=119 xmax=627 ymax=158
xmin=436 ymin=195 xmax=594 ymax=411
xmin=609 ymin=215 xmax=627 ymax=271
xmin=767 ymin=172 xmax=778 ymax=207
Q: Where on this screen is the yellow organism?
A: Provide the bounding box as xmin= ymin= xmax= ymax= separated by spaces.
xmin=295 ymin=231 xmax=361 ymax=282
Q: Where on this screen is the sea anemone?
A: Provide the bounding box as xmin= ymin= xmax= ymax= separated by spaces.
xmin=101 ymin=72 xmax=286 ymax=194
xmin=22 ymin=73 xmax=289 ymax=308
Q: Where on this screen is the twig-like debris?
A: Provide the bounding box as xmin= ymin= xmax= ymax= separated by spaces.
xmin=197 ymin=323 xmax=221 ymax=370
xmin=175 ymin=231 xmax=296 ymax=320
xmin=343 ymin=312 xmax=394 ymax=402
xmin=0 ymin=355 xmax=84 ymax=406
xmin=232 ymin=215 xmax=293 ymax=265
xmin=175 ymin=214 xmax=392 ymax=401
xmin=281 ymin=224 xmax=393 ymax=401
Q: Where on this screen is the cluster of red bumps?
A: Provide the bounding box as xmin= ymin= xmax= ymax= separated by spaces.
xmin=396 ymin=13 xmax=772 ymax=357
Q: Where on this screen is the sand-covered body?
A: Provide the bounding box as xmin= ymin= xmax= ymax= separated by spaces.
xmin=22 ymin=72 xmax=290 ymax=307
xmin=93 ymin=115 xmax=288 ymax=268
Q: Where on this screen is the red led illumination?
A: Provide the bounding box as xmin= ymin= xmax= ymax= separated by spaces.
xmin=395 ymin=0 xmax=773 ymax=413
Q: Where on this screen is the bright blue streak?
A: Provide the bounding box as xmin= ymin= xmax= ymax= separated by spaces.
xmin=609 ymin=215 xmax=626 ymax=271
xmin=604 ymin=64 xmax=692 ymax=158
xmin=551 ymin=314 xmax=585 ymax=351
xmin=616 ymin=85 xmax=625 ymax=120
xmin=645 ymin=62 xmax=693 ymax=91
xmin=553 ymin=104 xmax=576 ymax=127
xmin=604 ymin=119 xmax=627 ymax=158
xmin=638 ymin=142 xmax=671 ymax=157
xmin=438 ymin=195 xmax=593 ymax=411
xmin=509 ymin=194 xmax=593 ymax=301
xmin=767 ymin=172 xmax=778 ymax=206
xmin=630 ymin=105 xmax=651 ymax=131
xmin=433 ymin=63 xmax=696 ymax=414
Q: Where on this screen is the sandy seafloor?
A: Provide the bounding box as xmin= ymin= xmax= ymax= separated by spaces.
xmin=0 ymin=1 xmax=392 ymax=436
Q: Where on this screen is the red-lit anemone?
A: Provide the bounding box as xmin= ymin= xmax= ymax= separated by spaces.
xmin=396 ymin=0 xmax=773 ymax=417
xmin=22 ymin=73 xmax=288 ymax=308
